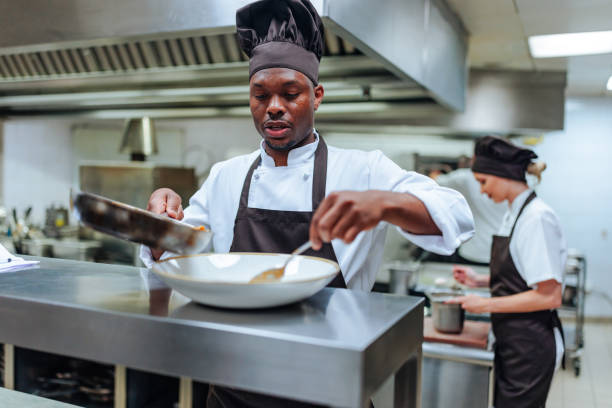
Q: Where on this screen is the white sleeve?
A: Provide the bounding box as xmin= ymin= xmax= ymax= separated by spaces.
xmin=138 ymin=246 xmax=182 ymax=268
xmin=180 ymin=161 xmax=227 ymax=230
xmin=139 ymin=245 xmax=156 ymax=268
xmin=512 ymin=210 xmax=565 ymax=286
xmin=138 ymin=163 xmax=221 ymax=267
xmin=369 ymin=151 xmax=474 ymax=255
xmin=434 ymin=170 xmax=465 ymax=190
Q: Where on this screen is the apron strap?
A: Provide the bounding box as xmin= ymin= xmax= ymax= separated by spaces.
xmin=238 ymin=156 xmax=262 ymax=209
xmin=312 ymin=136 xmax=328 ymax=211
xmin=508 ymin=191 xmax=537 ymax=239
xmin=552 ymin=309 xmax=566 ymax=370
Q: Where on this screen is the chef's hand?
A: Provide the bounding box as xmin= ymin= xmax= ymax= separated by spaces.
xmin=453 ymin=265 xmax=481 ymax=288
xmin=147 ymin=188 xmax=184 ymax=260
xmin=445 ymin=294 xmax=491 ymax=314
xmin=309 ymin=191 xmax=386 ymax=250
xmin=147 ymin=188 xmax=184 ymax=220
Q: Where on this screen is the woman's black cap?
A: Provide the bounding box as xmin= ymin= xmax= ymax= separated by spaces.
xmin=472 ymin=136 xmax=538 ymax=182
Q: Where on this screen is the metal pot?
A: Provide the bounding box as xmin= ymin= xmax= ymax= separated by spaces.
xmin=427 ymin=291 xmax=465 ymax=334
xmin=385 ymin=261 xmax=419 ymax=295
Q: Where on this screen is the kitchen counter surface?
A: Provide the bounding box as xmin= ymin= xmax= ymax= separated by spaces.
xmin=0 ymin=257 xmax=423 ymax=407
xmin=423 ymin=318 xmax=490 ymax=350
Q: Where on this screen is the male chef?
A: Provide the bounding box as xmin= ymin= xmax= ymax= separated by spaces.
xmin=143 ymin=0 xmax=474 ymax=406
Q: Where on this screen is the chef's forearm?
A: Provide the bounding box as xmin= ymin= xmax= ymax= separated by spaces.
xmin=380 ymin=191 xmax=442 ymax=235
xmin=488 ymin=285 xmax=562 ymax=313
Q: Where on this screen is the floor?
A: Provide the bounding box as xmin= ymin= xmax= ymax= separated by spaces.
xmin=547 ymin=321 xmax=612 ymax=408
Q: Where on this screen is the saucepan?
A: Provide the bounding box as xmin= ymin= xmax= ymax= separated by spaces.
xmin=426 ymin=290 xmax=465 ymax=334
xmin=70 ymin=190 xmax=213 ymax=255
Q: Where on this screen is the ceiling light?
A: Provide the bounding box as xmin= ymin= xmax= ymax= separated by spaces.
xmin=528 ymin=31 xmax=612 ymax=58
xmin=607 ymin=75 xmax=612 ymax=91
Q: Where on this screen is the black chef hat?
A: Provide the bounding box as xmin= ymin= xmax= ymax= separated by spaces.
xmin=236 ymin=0 xmax=324 ymax=85
xmin=471 ymin=136 xmax=538 ymax=182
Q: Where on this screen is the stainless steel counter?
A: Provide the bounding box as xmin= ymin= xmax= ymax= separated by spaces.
xmin=0 ymin=257 xmax=424 ymax=408
xmin=422 ymin=342 xmax=494 ymax=408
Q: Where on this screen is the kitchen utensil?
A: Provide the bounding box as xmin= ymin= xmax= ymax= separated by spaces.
xmin=249 ymin=241 xmax=312 ymax=284
xmin=151 ymin=253 xmax=339 ymax=308
xmin=426 ymin=290 xmax=465 ymax=334
xmin=70 ymin=190 xmax=212 ymax=255
xmin=385 ymin=260 xmax=419 ymax=294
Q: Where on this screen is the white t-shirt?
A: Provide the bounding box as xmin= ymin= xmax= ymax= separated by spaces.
xmin=141 ymin=132 xmax=475 ymax=291
xmin=436 ymin=169 xmax=506 ymax=263
xmin=498 ymin=188 xmax=567 ymax=369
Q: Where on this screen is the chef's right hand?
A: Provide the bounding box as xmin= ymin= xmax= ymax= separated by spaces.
xmin=147 ymin=188 xmax=184 ymax=220
xmin=147 ymin=188 xmax=184 ymax=260
xmin=452 ymin=265 xmax=480 ymax=288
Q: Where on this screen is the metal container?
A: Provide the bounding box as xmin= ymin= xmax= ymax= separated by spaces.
xmin=49 ymin=239 xmax=102 ymax=262
xmin=427 ymin=291 xmax=465 ymax=334
xmin=385 ymin=261 xmax=419 ymax=295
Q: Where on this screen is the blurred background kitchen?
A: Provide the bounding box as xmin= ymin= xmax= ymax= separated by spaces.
xmin=0 ymin=0 xmax=611 ymax=407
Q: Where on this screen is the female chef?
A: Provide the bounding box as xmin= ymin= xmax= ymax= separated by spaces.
xmin=448 ymin=135 xmax=566 ymax=408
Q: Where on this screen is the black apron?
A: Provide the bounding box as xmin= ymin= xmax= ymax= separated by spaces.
xmin=490 ymin=191 xmax=563 ymax=408
xmin=207 ymin=137 xmax=347 ymax=408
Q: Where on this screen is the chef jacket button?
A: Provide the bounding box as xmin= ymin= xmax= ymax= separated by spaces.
xmin=254 ymin=173 xmax=260 ymax=180
xmin=303 ymin=173 xmax=309 ymax=180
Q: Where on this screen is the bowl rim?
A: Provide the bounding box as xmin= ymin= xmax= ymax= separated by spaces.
xmin=151 ymin=252 xmax=340 ymax=286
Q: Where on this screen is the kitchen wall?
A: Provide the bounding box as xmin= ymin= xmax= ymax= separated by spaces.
xmin=162 ymin=118 xmax=259 ymax=183
xmin=2 ymin=119 xmax=74 ymax=225
xmin=528 ymin=97 xmax=612 ymax=318
xmin=1 ymin=97 xmax=611 ymax=316
xmin=0 ymin=118 xmax=259 ymax=226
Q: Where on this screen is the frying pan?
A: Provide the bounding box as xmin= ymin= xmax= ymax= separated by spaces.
xmin=70 ymin=190 xmax=212 ymax=255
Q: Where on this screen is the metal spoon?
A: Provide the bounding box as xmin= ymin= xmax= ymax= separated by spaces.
xmin=249 ymin=241 xmax=312 ymax=284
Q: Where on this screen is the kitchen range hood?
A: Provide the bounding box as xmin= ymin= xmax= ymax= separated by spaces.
xmin=0 ymin=0 xmax=468 ymax=111
xmin=119 ymin=117 xmax=158 ymax=161
xmin=0 ymin=0 xmax=566 ymax=133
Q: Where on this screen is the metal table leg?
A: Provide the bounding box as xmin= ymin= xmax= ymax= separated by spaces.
xmin=394 ymin=345 xmax=422 ymax=408
xmin=115 ymin=365 xmax=126 ymax=408
xmin=179 ymin=377 xmax=193 ymax=408
xmin=3 ymin=344 xmax=14 ymax=390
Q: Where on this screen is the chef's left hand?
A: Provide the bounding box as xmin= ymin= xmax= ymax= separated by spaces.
xmin=310 ymin=190 xmax=385 ymax=250
xmin=445 ymin=294 xmax=491 ymax=314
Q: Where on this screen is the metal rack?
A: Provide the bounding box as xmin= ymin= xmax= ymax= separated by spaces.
xmin=560 ymin=249 xmax=587 ymax=376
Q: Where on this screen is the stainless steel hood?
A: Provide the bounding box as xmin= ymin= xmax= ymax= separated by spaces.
xmin=0 ymin=0 xmax=468 ymax=114
xmin=0 ymin=1 xmax=567 ymax=134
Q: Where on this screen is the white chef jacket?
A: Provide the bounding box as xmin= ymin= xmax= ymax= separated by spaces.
xmin=436 ymin=168 xmax=506 ymax=263
xmin=142 ymin=132 xmax=474 ymax=291
xmin=498 ymin=188 xmax=567 ymax=369
xmin=499 ymin=189 xmax=567 ymax=287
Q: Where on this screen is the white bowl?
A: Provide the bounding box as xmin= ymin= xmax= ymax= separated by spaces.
xmin=150 ymin=253 xmax=340 ymax=309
